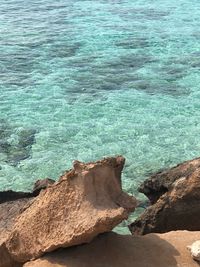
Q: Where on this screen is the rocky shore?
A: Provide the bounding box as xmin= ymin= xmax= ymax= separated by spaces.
xmin=129 ymin=157 xmax=200 ymax=235
xmin=1 ymin=156 xmax=200 ymax=267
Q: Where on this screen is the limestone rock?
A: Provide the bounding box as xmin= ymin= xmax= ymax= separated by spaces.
xmin=0 ymin=178 xmax=53 ymax=267
xmin=188 ymin=240 xmax=200 ymax=262
xmin=23 ymin=231 xmax=200 ymax=267
xmin=6 ymin=156 xmax=136 ymax=263
xmin=0 ymin=243 xmax=21 ymax=267
xmin=129 ymin=163 xmax=200 ymax=235
xmin=0 ymin=199 xmax=33 ymax=267
xmin=139 ymin=157 xmax=200 ymax=204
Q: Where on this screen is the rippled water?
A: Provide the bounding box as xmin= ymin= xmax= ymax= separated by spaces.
xmin=1 ymin=0 xmax=200 ymax=223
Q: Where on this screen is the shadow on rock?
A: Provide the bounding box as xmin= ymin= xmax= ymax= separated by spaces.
xmin=24 ymin=232 xmax=181 ymax=267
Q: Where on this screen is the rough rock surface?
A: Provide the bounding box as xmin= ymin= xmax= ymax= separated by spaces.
xmin=130 ymin=164 xmax=200 ymax=235
xmin=23 ymin=231 xmax=200 ymax=267
xmin=0 ymin=178 xmax=54 ymax=267
xmin=1 ymin=243 xmax=21 ymax=267
xmin=6 ymin=156 xmax=136 ymax=263
xmin=0 ymin=177 xmax=54 ymax=241
xmin=188 ymin=240 xmax=200 ymax=262
xmin=139 ymin=157 xmax=200 ymax=204
xmin=0 ymin=199 xmax=33 ymax=267
xmin=0 ymin=199 xmax=33 ymax=242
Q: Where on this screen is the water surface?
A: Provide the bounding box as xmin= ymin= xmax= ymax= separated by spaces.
xmin=1 ymin=0 xmax=200 ymax=230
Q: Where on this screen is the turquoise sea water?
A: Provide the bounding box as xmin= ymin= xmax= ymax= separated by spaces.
xmin=1 ymin=0 xmax=200 ymax=221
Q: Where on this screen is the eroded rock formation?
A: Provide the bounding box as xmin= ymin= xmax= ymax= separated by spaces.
xmin=0 ymin=198 xmax=32 ymax=267
xmin=5 ymin=156 xmax=136 ymax=263
xmin=0 ymin=178 xmax=55 ymax=267
xmin=130 ymin=158 xmax=200 ymax=235
xmin=0 ymin=120 xmax=37 ymax=167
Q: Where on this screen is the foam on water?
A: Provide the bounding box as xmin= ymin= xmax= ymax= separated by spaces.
xmin=1 ymin=0 xmax=200 ymax=231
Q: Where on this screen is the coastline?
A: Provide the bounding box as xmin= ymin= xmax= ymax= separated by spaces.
xmin=1 ymin=156 xmax=200 ymax=267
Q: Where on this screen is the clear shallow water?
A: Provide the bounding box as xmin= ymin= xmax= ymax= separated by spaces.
xmin=1 ymin=0 xmax=200 ymax=227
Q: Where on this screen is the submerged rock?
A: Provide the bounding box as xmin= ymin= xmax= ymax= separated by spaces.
xmin=6 ymin=128 xmax=37 ymax=167
xmin=23 ymin=231 xmax=200 ymax=267
xmin=129 ymin=158 xmax=200 ymax=235
xmin=17 ymin=129 xmax=36 ymax=149
xmin=0 ymin=120 xmax=37 ymax=167
xmin=5 ymin=156 xmax=136 ymax=263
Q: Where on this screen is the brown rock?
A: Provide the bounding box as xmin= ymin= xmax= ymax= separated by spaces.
xmin=0 ymin=178 xmax=54 ymax=267
xmin=139 ymin=157 xmax=200 ymax=204
xmin=129 ymin=165 xmax=200 ymax=235
xmin=23 ymin=231 xmax=200 ymax=267
xmin=0 ymin=178 xmax=53 ymax=244
xmin=6 ymin=156 xmax=137 ymax=263
xmin=0 ymin=199 xmax=33 ymax=267
xmin=0 ymin=243 xmax=21 ymax=267
xmin=0 ymin=199 xmax=33 ymax=242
